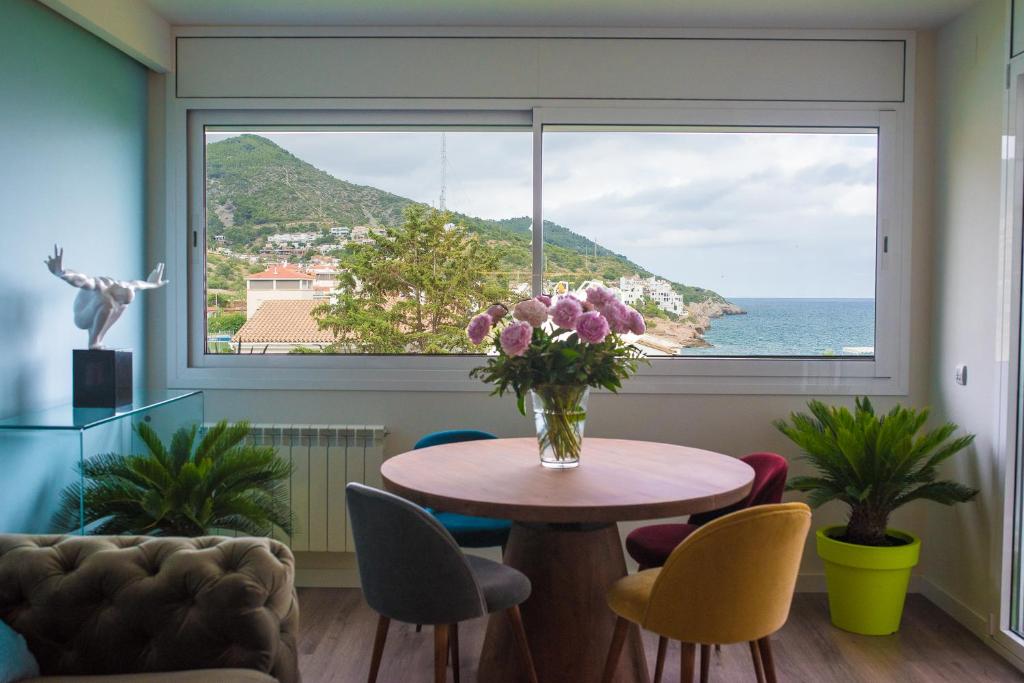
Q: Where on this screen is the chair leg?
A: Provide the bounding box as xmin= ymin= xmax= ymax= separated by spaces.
xmin=748 ymin=641 xmax=766 ymax=683
xmin=507 ymin=605 xmax=539 ymax=683
xmin=601 ymin=616 xmax=630 ymax=683
xmin=449 ymin=623 xmax=460 ymax=683
xmin=699 ymin=644 xmax=710 ymax=683
xmin=416 ymin=623 xmax=423 ymax=633
xmin=758 ymin=637 xmax=777 ymax=683
xmin=434 ymin=624 xmax=449 ymax=683
xmin=680 ymin=642 xmax=696 ymax=683
xmin=653 ymin=636 xmax=668 ymax=683
xmin=367 ymin=615 xmax=389 ymax=683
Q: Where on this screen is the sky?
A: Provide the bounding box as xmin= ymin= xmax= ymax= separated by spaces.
xmin=208 ymin=129 xmax=877 ymax=298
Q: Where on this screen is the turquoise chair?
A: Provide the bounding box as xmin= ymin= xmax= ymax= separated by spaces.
xmin=413 ymin=430 xmax=513 ymax=549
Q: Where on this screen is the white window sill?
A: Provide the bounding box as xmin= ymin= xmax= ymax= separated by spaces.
xmin=169 ymin=355 xmax=906 ymax=395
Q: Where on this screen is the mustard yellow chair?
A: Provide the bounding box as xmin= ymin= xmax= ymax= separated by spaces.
xmin=601 ymin=503 xmax=811 ymax=683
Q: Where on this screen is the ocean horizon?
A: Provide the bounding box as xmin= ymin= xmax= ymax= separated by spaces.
xmin=677 ymin=297 xmax=875 ymax=357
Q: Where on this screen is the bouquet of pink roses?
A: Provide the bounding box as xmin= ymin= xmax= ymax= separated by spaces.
xmin=468 ymin=286 xmax=646 ymax=467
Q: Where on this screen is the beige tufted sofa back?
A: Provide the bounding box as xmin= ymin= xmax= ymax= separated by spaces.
xmin=0 ymin=535 xmax=299 ymax=682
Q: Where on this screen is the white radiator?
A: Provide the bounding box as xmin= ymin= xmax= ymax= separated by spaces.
xmin=236 ymin=423 xmax=388 ymax=552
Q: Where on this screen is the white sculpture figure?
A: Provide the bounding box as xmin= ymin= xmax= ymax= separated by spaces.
xmin=45 ymin=245 xmax=168 ymax=349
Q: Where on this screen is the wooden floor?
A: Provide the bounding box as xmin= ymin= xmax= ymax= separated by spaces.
xmin=297 ymin=589 xmax=1023 ymax=682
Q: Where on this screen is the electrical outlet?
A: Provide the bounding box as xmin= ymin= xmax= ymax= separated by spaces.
xmin=955 ymin=365 xmax=968 ymax=386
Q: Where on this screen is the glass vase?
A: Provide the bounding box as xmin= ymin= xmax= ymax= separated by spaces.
xmin=529 ymin=385 xmax=590 ymax=469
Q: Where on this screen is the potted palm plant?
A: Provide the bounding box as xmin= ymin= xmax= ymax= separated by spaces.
xmin=775 ymin=397 xmax=977 ymax=635
xmin=54 ymin=420 xmax=292 ymax=537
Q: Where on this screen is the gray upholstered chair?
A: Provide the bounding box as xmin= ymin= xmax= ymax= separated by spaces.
xmin=346 ymin=483 xmax=538 ymax=683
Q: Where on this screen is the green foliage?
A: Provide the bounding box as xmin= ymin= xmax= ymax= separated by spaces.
xmin=636 ymin=296 xmax=678 ymax=322
xmin=207 ymin=312 xmax=246 ymax=335
xmin=470 ymin=320 xmax=646 ymax=415
xmin=775 ymin=397 xmax=977 ymax=546
xmin=53 ymin=421 xmax=293 ymax=537
xmin=313 ymin=206 xmax=512 ymax=353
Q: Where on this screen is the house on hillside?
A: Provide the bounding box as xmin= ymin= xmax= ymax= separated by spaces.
xmin=245 ymin=263 xmax=314 ymax=317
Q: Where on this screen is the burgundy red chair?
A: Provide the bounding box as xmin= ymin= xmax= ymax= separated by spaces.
xmin=625 ymin=452 xmax=789 ymax=571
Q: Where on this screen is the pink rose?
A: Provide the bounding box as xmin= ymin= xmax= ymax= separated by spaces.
xmin=486 ymin=304 xmax=507 ymax=321
xmin=500 ymin=320 xmax=533 ymax=357
xmin=602 ymin=298 xmax=632 ymax=334
xmin=466 ymin=313 xmax=492 ymax=345
xmin=627 ymin=308 xmax=646 ymax=335
xmin=585 ymin=285 xmax=615 ymax=308
xmin=550 ymin=295 xmax=583 ymax=330
xmin=575 ymin=310 xmax=610 ymax=344
xmin=535 ymin=294 xmax=553 ymax=307
xmin=513 ymin=299 xmax=548 ymax=327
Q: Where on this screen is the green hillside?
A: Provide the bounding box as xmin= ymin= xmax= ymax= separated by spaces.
xmin=205 ymin=134 xmax=727 ymax=303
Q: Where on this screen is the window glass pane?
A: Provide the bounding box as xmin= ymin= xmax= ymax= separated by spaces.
xmin=204 ymin=129 xmax=531 ymax=354
xmin=542 ymin=127 xmax=877 ymax=358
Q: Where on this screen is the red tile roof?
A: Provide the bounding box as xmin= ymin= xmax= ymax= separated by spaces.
xmin=232 ymin=300 xmax=336 ymax=344
xmin=247 ymin=264 xmax=314 ymax=280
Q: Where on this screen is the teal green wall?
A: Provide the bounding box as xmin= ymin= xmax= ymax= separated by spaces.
xmin=0 ymin=0 xmax=149 ymax=530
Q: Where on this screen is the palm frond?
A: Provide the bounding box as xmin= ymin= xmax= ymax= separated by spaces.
xmin=776 ymin=396 xmax=977 ymax=546
xmin=52 ymin=421 xmax=291 ymax=538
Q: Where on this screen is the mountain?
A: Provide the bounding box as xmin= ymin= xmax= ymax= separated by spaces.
xmin=205 ymin=134 xmax=727 ymax=304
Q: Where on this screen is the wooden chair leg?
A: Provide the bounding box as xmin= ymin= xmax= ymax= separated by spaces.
xmin=758 ymin=637 xmax=777 ymax=683
xmin=749 ymin=641 xmax=766 ymax=683
xmin=507 ymin=605 xmax=539 ymax=683
xmin=699 ymin=644 xmax=710 ymax=683
xmin=449 ymin=623 xmax=460 ymax=683
xmin=680 ymin=642 xmax=696 ymax=683
xmin=416 ymin=624 xmax=422 ymax=633
xmin=601 ymin=616 xmax=630 ymax=683
xmin=433 ymin=624 xmax=449 ymax=683
xmin=653 ymin=636 xmax=668 ymax=683
xmin=367 ymin=615 xmax=389 ymax=683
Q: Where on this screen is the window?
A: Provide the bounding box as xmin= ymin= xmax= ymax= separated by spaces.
xmin=542 ymin=127 xmax=878 ymax=358
xmin=202 ymin=127 xmax=532 ymax=354
xmin=185 ymin=108 xmax=906 ymax=393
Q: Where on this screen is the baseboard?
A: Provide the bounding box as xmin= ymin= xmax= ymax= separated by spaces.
xmin=915 ymin=577 xmax=1024 ymax=675
xmin=296 ymin=567 xmax=361 ymax=588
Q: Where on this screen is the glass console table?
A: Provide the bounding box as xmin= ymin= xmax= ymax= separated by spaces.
xmin=0 ymin=391 xmax=204 ymax=534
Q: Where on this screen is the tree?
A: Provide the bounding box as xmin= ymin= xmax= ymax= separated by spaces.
xmin=208 ymin=311 xmax=247 ymax=335
xmin=313 ymin=206 xmax=512 ymax=353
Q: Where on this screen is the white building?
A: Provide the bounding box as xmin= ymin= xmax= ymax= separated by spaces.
xmin=244 ymin=263 xmax=315 ymax=317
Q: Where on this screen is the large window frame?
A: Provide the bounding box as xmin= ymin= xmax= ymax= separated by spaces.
xmin=178 ymin=105 xmax=910 ymax=394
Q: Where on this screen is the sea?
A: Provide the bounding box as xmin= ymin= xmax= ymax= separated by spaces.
xmin=677 ymin=298 xmax=876 ymax=357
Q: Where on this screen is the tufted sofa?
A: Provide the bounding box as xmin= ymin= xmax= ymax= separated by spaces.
xmin=0 ymin=535 xmax=300 ymax=683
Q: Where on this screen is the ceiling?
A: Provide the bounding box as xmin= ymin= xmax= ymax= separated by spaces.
xmin=143 ymin=0 xmax=981 ymax=30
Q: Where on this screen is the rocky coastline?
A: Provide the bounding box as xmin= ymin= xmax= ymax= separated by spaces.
xmin=643 ymin=299 xmax=745 ymax=351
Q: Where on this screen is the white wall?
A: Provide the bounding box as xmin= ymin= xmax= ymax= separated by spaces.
xmin=927 ymin=0 xmax=1010 ymax=633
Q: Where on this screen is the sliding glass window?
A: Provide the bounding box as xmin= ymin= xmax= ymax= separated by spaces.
xmin=542 ymin=126 xmax=878 ymax=358
xmin=202 ymin=127 xmax=532 ymax=355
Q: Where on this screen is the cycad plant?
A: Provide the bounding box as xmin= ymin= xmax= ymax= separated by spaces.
xmin=775 ymin=397 xmax=977 ymax=546
xmin=54 ymin=420 xmax=293 ymax=537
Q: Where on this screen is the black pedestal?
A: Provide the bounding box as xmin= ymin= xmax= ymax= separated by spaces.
xmin=73 ymin=349 xmax=132 ymax=408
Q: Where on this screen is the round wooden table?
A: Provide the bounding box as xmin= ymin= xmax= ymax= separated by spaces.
xmin=381 ymin=437 xmax=754 ymax=683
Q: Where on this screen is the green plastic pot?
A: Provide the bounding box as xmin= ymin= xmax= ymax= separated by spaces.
xmin=816 ymin=526 xmax=921 ymax=636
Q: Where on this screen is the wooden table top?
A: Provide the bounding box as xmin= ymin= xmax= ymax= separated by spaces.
xmin=381 ymin=437 xmax=754 ymax=524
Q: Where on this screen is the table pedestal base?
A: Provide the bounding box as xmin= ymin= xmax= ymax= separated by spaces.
xmin=478 ymin=522 xmax=650 ymax=683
